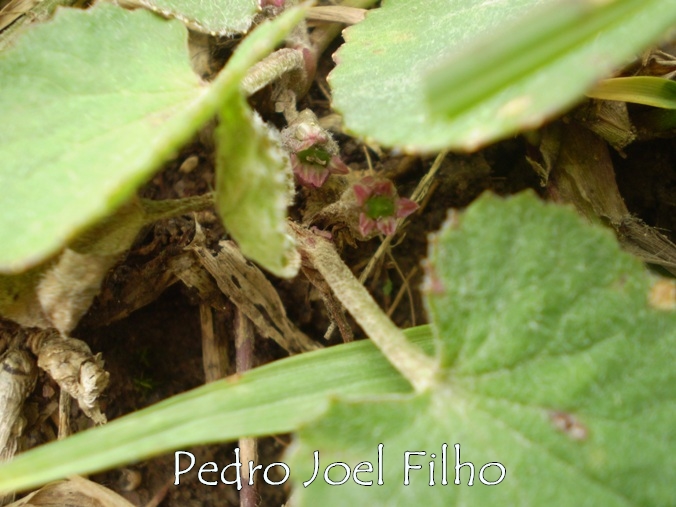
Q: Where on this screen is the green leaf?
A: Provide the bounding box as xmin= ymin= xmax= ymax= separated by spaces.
xmin=131 ymin=0 xmax=259 ymax=35
xmin=329 ymin=0 xmax=676 ymax=152
xmin=587 ymin=77 xmax=676 ymax=109
xmin=0 ymin=3 xmax=304 ymax=273
xmin=289 ymin=192 xmax=676 ymax=506
xmin=0 ymin=327 xmax=432 ymax=495
xmin=215 ymin=93 xmax=300 ymax=278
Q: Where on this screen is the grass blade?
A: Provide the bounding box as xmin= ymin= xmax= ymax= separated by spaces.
xmin=0 ymin=327 xmax=432 ymax=494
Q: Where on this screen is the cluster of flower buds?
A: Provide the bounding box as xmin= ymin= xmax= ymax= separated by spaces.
xmin=352 ymin=176 xmax=419 ymax=236
xmin=281 ymin=109 xmax=349 ymax=188
xmin=281 ymin=111 xmax=417 ymax=237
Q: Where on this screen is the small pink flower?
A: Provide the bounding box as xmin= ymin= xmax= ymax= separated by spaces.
xmin=290 ymin=149 xmax=349 ymax=188
xmin=352 ymin=176 xmax=418 ymax=236
xmin=260 ymin=0 xmax=284 ymax=8
xmin=282 ymin=109 xmax=349 ymax=188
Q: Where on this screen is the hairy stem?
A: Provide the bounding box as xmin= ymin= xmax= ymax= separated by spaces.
xmin=140 ymin=193 xmax=215 ymax=222
xmin=242 ymin=48 xmax=305 ymax=97
xmin=241 ymin=0 xmax=377 ymax=100
xmin=291 ymin=223 xmax=437 ymax=392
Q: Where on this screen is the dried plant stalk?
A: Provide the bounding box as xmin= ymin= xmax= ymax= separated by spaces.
xmin=0 ymin=348 xmax=36 ymax=506
xmin=26 ymin=330 xmax=109 ymax=425
xmin=189 ymin=227 xmax=317 ymax=353
xmin=0 ymin=349 xmax=36 ymax=458
xmin=5 ymin=475 xmax=135 ymax=507
xmin=544 ymin=123 xmax=676 ymax=275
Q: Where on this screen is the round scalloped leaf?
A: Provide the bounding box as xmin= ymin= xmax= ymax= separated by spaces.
xmin=288 ymin=192 xmax=676 ymax=505
xmin=329 ymin=0 xmax=676 ymax=152
xmin=0 ymin=3 xmax=304 ymax=273
xmin=130 ymin=0 xmax=259 ymax=35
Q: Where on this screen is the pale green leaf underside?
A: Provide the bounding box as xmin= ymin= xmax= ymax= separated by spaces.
xmin=0 ymin=3 xmax=304 ymax=273
xmin=0 ymin=328 xmax=431 ymax=495
xmin=216 ymin=94 xmax=299 ymax=278
xmin=329 ymin=0 xmax=676 ymax=152
xmin=133 ymin=0 xmax=259 ymax=35
xmin=290 ymin=193 xmax=676 ymax=506
xmin=0 ymin=4 xmax=201 ymax=272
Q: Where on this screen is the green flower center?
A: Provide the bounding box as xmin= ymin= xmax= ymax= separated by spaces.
xmin=297 ymin=147 xmax=331 ymax=166
xmin=365 ymin=195 xmax=395 ymax=219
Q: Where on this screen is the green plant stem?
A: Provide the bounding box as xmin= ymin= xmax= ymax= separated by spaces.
xmin=242 ymin=0 xmax=377 ymax=102
xmin=191 ymin=5 xmax=307 ymax=117
xmin=325 ymin=151 xmax=448 ymax=339
xmin=241 ymin=0 xmax=366 ymax=112
xmin=291 ymin=223 xmax=437 ymax=392
xmin=242 ymin=48 xmax=305 ymax=96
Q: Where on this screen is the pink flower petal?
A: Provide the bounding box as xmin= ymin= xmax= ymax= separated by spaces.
xmin=295 ymin=123 xmax=329 ymax=148
xmin=359 ymin=213 xmax=377 ymax=236
xmin=352 ymin=184 xmax=371 ymax=206
xmin=295 ymin=138 xmax=316 ymax=151
xmin=377 ymin=216 xmax=397 ymax=236
xmin=294 ymin=161 xmax=330 ymax=188
xmin=328 ymin=155 xmax=350 ymax=175
xmin=395 ymin=197 xmax=419 ymax=218
xmin=372 ymin=179 xmax=396 ymax=197
xmin=307 ymin=169 xmax=330 ymax=187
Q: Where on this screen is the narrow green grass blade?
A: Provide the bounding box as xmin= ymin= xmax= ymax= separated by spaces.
xmin=587 ymin=77 xmax=676 ymax=109
xmin=0 ymin=327 xmax=432 ymax=495
xmin=427 ymin=0 xmax=637 ymax=118
xmin=424 ymin=0 xmax=676 ymax=149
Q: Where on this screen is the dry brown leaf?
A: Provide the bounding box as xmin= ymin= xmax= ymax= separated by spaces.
xmin=543 ymin=122 xmax=676 ymax=275
xmin=26 ymin=331 xmax=109 ymax=425
xmin=0 ymin=348 xmax=36 ymax=460
xmin=0 ymin=347 xmax=37 ymax=507
xmin=6 ymin=476 xmax=135 ymax=507
xmin=168 ymin=253 xmax=230 ymax=312
xmin=188 ymin=227 xmax=318 ymax=353
xmin=0 ymin=0 xmax=38 ymax=32
xmin=306 ymin=6 xmax=366 ymax=25
xmin=573 ymin=100 xmax=636 ymax=152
